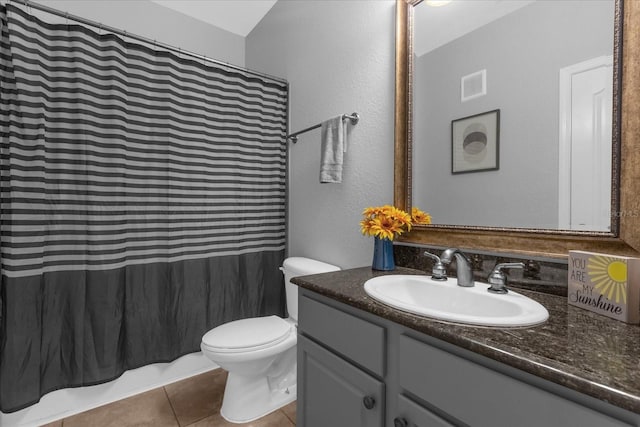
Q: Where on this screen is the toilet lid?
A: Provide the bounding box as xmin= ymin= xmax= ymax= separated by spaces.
xmin=201 ymin=316 xmax=293 ymax=353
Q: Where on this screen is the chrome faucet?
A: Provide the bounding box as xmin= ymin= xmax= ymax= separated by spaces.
xmin=440 ymin=248 xmax=474 ymax=287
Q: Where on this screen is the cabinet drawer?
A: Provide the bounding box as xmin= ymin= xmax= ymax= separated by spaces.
xmin=396 ymin=394 xmax=455 ymax=427
xmin=398 ymin=335 xmax=631 ymax=427
xmin=298 ymin=294 xmax=385 ymax=376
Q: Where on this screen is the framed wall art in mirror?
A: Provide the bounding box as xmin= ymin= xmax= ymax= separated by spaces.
xmin=451 ymin=109 xmax=499 ymax=175
xmin=394 ymin=0 xmax=640 ymax=258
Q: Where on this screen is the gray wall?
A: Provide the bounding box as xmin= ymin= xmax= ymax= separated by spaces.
xmin=246 ymin=0 xmax=396 ymax=269
xmin=29 ymin=0 xmax=245 ymax=66
xmin=413 ymin=1 xmax=614 ymax=229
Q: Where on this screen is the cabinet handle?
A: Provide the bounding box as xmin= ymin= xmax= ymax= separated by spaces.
xmin=393 ymin=417 xmax=409 ymax=427
xmin=362 ymin=395 xmax=376 ymax=409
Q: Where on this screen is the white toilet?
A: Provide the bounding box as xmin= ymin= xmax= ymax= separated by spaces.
xmin=200 ymin=257 xmax=340 ymax=423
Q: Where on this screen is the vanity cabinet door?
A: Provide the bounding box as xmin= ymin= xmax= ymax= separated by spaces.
xmin=298 ymin=335 xmax=384 ymax=427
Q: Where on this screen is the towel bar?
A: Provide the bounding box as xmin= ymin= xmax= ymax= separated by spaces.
xmin=287 ymin=112 xmax=359 ymax=143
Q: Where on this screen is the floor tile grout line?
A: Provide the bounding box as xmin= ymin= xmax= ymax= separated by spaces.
xmin=164 ymin=372 xmax=222 ymax=427
xmin=281 ymin=409 xmax=292 ymax=425
xmin=281 ymin=405 xmax=297 ymax=425
xmin=162 ymin=385 xmax=182 ymax=427
xmin=181 ymin=413 xmax=214 ymax=427
xmin=280 ymin=409 xmax=294 ymax=426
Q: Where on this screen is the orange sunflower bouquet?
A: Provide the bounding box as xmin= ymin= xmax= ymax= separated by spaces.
xmin=360 ymin=205 xmax=432 ymax=241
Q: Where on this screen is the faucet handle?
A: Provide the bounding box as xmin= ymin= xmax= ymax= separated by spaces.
xmin=423 ymin=251 xmax=447 ymax=281
xmin=487 ymin=262 xmax=525 ymax=294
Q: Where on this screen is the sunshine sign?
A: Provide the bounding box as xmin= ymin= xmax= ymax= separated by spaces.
xmin=568 ymin=251 xmax=640 ymax=324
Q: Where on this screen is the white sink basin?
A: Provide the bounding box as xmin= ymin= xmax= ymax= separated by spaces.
xmin=364 ymin=275 xmax=549 ymax=327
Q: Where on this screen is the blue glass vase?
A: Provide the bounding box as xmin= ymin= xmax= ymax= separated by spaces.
xmin=372 ymin=236 xmax=395 ymax=271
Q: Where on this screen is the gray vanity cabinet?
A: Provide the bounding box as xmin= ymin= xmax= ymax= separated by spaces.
xmin=297 ymin=293 xmax=386 ymax=427
xmin=297 ymin=288 xmax=639 ymax=427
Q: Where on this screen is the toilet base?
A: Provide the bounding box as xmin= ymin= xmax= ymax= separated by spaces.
xmin=220 ymin=372 xmax=297 ymax=424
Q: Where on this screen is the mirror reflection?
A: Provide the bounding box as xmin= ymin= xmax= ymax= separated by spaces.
xmin=412 ymin=0 xmax=616 ymax=231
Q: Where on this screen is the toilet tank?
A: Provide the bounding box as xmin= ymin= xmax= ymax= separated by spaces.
xmin=281 ymin=257 xmax=340 ymax=322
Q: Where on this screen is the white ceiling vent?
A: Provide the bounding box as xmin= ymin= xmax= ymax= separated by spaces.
xmin=461 ymin=69 xmax=487 ymax=102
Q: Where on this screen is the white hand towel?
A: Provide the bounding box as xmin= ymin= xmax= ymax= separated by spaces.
xmin=319 ymin=116 xmax=348 ymax=184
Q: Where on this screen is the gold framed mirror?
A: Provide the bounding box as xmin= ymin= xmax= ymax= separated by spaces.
xmin=394 ymin=0 xmax=640 ymax=259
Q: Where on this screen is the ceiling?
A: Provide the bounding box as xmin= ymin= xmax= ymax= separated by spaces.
xmin=151 ymin=0 xmax=278 ymax=37
xmin=150 ymin=0 xmax=537 ymax=49
xmin=414 ymin=0 xmax=535 ymax=56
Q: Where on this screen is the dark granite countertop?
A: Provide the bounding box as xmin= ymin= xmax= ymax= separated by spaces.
xmin=292 ymin=266 xmax=640 ymax=415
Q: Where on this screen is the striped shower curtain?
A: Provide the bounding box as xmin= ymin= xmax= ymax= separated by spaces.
xmin=0 ymin=3 xmax=288 ymax=412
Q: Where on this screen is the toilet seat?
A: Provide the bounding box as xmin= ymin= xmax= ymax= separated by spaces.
xmin=201 ymin=316 xmax=294 ymax=354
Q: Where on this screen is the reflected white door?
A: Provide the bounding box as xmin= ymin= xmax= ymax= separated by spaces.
xmin=558 ymin=56 xmax=613 ymax=231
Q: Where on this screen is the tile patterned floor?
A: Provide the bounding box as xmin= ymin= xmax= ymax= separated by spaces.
xmin=40 ymin=369 xmax=296 ymax=427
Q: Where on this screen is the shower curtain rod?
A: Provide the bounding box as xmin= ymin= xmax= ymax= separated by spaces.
xmin=287 ymin=112 xmax=360 ymax=143
xmin=8 ymin=0 xmax=287 ymax=85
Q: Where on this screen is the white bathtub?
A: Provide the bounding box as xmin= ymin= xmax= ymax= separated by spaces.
xmin=0 ymin=352 xmax=217 ymax=427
